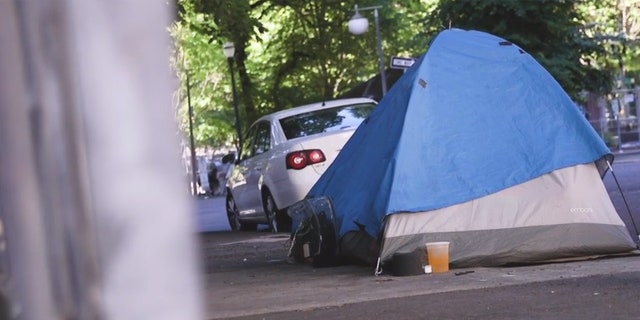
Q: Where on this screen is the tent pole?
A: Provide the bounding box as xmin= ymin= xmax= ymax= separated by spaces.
xmin=374 ymin=257 xmax=383 ymax=276
xmin=607 ymin=161 xmax=639 ymax=243
xmin=374 ymin=218 xmax=392 ymax=276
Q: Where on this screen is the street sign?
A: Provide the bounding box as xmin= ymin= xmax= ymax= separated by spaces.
xmin=624 ymin=93 xmax=634 ymax=104
xmin=390 ymin=56 xmax=417 ymax=70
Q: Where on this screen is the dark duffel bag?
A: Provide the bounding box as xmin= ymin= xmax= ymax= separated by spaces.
xmin=287 ymin=197 xmax=340 ymax=268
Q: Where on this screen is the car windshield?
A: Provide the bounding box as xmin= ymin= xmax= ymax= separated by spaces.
xmin=279 ymin=103 xmax=376 ymax=140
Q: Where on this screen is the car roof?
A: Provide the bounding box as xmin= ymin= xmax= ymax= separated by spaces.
xmin=253 ymin=97 xmax=377 ymax=123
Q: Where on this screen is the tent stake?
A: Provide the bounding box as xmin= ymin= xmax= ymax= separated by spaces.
xmin=607 ymin=160 xmax=639 ymax=242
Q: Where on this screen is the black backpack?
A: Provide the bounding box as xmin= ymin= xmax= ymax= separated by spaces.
xmin=287 ymin=197 xmax=340 ymax=268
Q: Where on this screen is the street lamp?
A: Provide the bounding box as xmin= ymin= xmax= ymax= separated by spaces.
xmin=223 ymin=42 xmax=243 ymax=151
xmin=348 ymin=4 xmax=387 ymax=97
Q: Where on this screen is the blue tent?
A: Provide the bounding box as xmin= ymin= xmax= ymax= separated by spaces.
xmin=307 ymin=29 xmax=635 ymax=268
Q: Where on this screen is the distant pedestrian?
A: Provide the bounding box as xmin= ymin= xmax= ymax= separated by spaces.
xmin=208 ymin=164 xmax=219 ymax=195
xmin=220 ymin=153 xmax=236 ymax=196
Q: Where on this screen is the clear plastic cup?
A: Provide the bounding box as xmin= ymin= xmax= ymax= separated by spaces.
xmin=425 ymin=241 xmax=450 ymax=273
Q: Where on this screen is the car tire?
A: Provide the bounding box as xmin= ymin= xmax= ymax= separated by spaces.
xmin=226 ymin=193 xmax=256 ymax=231
xmin=263 ymin=190 xmax=292 ymax=233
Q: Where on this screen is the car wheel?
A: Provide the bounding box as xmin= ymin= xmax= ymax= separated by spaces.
xmin=226 ymin=193 xmax=256 ymax=231
xmin=263 ymin=190 xmax=291 ymax=233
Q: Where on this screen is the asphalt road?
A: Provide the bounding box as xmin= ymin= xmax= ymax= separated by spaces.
xmin=197 ymin=151 xmax=640 ymax=320
xmin=605 ymin=152 xmax=640 ymax=240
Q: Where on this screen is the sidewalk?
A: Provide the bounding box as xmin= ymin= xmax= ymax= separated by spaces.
xmin=202 ymin=231 xmax=640 ymax=319
xmin=221 ymin=266 xmax=640 ymax=320
xmin=613 ymin=141 xmax=640 ymax=156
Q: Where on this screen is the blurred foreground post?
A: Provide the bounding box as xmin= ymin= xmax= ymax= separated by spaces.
xmin=0 ymin=0 xmax=204 ymax=319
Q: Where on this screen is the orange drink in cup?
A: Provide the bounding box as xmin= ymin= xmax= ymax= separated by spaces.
xmin=425 ymin=242 xmax=450 ymax=273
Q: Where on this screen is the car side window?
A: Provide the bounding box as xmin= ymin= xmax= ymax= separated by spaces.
xmin=240 ymin=125 xmax=257 ymax=161
xmin=253 ymin=121 xmax=271 ymax=155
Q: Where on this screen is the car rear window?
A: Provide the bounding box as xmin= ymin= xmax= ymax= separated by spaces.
xmin=279 ymin=103 xmax=376 ymax=140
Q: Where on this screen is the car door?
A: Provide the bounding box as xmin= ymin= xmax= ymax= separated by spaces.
xmin=232 ymin=121 xmax=272 ymax=219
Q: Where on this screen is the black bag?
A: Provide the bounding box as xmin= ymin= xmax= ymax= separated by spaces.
xmin=287 ymin=197 xmax=340 ymax=267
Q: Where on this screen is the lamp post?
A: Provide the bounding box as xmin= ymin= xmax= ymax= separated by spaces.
xmin=185 ymin=71 xmax=198 ymax=195
xmin=348 ymin=4 xmax=387 ymax=97
xmin=223 ymin=42 xmax=243 ymax=151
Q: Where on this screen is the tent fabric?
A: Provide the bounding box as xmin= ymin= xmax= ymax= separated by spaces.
xmin=308 ymin=28 xmax=612 ymax=239
xmin=379 ymin=163 xmax=637 ymax=267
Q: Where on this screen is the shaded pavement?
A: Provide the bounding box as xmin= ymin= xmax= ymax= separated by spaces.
xmin=201 ymin=230 xmax=640 ymax=320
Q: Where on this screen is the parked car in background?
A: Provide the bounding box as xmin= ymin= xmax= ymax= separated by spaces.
xmin=225 ymin=98 xmax=377 ymax=232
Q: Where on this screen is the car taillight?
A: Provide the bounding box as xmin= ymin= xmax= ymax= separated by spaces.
xmin=286 ymin=149 xmax=326 ymax=170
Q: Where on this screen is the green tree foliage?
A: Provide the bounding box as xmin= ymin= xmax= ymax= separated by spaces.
xmin=617 ymin=0 xmax=640 ymax=81
xmin=580 ymin=0 xmax=640 ymax=88
xmin=172 ymin=0 xmax=637 ymax=150
xmin=173 ymin=0 xmax=437 ymax=149
xmin=193 ymin=0 xmax=259 ymax=124
xmin=429 ymin=0 xmax=614 ymax=98
xmin=198 ymin=0 xmax=431 ymax=114
xmin=172 ymin=1 xmax=238 ymax=149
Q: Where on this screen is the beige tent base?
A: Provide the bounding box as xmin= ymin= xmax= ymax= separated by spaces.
xmin=495 ymin=250 xmax=640 ymax=267
xmin=380 ymin=163 xmax=638 ymax=268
